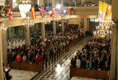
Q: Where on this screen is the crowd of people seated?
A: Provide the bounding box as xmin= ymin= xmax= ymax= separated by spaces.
xmin=8 ymin=29 xmax=81 ymax=65
xmin=71 ymin=36 xmax=111 ymax=71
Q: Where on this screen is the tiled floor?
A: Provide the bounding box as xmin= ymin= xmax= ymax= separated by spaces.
xmin=71 ymin=77 xmax=102 ymax=80
xmin=9 ymin=69 xmax=38 ymax=80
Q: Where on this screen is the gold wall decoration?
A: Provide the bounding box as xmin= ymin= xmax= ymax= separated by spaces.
xmin=0 ymin=5 xmax=11 ymax=17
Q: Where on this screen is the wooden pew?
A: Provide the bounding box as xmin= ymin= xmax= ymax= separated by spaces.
xmin=10 ymin=61 xmax=20 ymax=69
xmin=70 ymin=68 xmax=109 ymax=80
xmin=10 ymin=62 xmax=42 ymax=72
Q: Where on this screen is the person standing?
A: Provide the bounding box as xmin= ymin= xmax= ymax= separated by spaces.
xmin=76 ymin=57 xmax=81 ymax=68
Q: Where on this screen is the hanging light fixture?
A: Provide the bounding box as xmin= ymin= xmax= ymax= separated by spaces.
xmin=18 ymin=0 xmax=31 ymax=18
xmin=41 ymin=17 xmax=51 ymax=24
xmin=0 ymin=22 xmax=7 ymax=31
xmin=23 ymin=17 xmax=34 ymax=27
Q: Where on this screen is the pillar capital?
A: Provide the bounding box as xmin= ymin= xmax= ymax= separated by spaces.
xmin=41 ymin=22 xmax=45 ymax=25
xmin=1 ymin=28 xmax=7 ymax=33
xmin=53 ymin=20 xmax=56 ymax=22
xmin=112 ymin=23 xmax=118 ymax=28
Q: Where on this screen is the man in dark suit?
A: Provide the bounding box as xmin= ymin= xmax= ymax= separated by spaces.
xmin=10 ymin=52 xmax=16 ymax=61
xmin=27 ymin=52 xmax=32 ymax=62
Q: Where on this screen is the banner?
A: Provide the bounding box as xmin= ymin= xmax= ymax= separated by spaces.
xmin=53 ymin=8 xmax=57 ymax=17
xmin=105 ymin=5 xmax=112 ymax=20
xmin=31 ymin=7 xmax=36 ymax=19
xmin=70 ymin=8 xmax=73 ymax=15
xmin=39 ymin=6 xmax=45 ymax=17
xmin=48 ymin=7 xmax=53 ymax=17
xmin=59 ymin=8 xmax=62 ymax=15
xmin=63 ymin=7 xmax=67 ymax=15
xmin=67 ymin=7 xmax=70 ymax=14
xmin=99 ymin=0 xmax=109 ymax=20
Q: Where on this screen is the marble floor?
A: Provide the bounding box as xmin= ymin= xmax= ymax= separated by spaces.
xmin=71 ymin=77 xmax=102 ymax=80
xmin=9 ymin=69 xmax=38 ymax=80
xmin=10 ymin=36 xmax=94 ymax=80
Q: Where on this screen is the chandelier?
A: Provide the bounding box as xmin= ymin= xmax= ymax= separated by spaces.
xmin=62 ymin=15 xmax=70 ymax=20
xmin=93 ymin=21 xmax=112 ymax=37
xmin=53 ymin=15 xmax=62 ymax=22
xmin=23 ymin=17 xmax=34 ymax=27
xmin=18 ymin=0 xmax=31 ymax=18
xmin=41 ymin=17 xmax=51 ymax=24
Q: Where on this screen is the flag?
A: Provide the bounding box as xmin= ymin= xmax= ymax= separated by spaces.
xmin=70 ymin=8 xmax=73 ymax=15
xmin=46 ymin=6 xmax=49 ymax=12
xmin=31 ymin=7 xmax=36 ymax=19
xmin=48 ymin=7 xmax=53 ymax=17
xmin=9 ymin=13 xmax=12 ymax=20
xmin=39 ymin=6 xmax=45 ymax=17
xmin=9 ymin=4 xmax=12 ymax=20
xmin=53 ymin=8 xmax=57 ymax=17
xmin=99 ymin=0 xmax=109 ymax=20
xmin=67 ymin=7 xmax=70 ymax=14
xmin=105 ymin=5 xmax=112 ymax=20
xmin=59 ymin=8 xmax=62 ymax=15
xmin=63 ymin=7 xmax=67 ymax=15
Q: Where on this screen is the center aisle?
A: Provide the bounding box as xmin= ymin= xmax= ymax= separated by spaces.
xmin=31 ymin=36 xmax=91 ymax=80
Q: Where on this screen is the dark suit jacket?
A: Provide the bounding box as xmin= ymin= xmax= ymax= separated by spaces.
xmin=27 ymin=56 xmax=32 ymax=62
xmin=10 ymin=55 xmax=16 ymax=61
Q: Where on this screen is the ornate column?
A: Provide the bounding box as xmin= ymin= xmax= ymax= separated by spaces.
xmin=109 ymin=23 xmax=117 ymax=80
xmin=2 ymin=29 xmax=7 ymax=67
xmin=0 ymin=22 xmax=4 ymax=80
xmin=52 ymin=0 xmax=55 ymax=8
xmin=81 ymin=0 xmax=85 ymax=4
xmin=0 ymin=4 xmax=11 ymax=80
xmin=61 ymin=0 xmax=63 ymax=8
xmin=25 ymin=27 xmax=30 ymax=47
xmin=87 ymin=19 xmax=90 ymax=31
xmin=53 ymin=21 xmax=56 ymax=35
xmin=78 ymin=18 xmax=81 ymax=30
xmin=109 ymin=0 xmax=118 ymax=79
xmin=62 ymin=20 xmax=64 ymax=32
xmin=41 ymin=23 xmax=45 ymax=39
xmin=39 ymin=0 xmax=44 ymax=6
xmin=84 ymin=18 xmax=87 ymax=36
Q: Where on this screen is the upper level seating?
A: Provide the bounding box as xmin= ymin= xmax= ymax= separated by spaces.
xmin=64 ymin=1 xmax=99 ymax=7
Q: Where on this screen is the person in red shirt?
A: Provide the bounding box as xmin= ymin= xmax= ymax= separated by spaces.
xmin=36 ymin=54 xmax=43 ymax=64
xmin=15 ymin=54 xmax=21 ymax=62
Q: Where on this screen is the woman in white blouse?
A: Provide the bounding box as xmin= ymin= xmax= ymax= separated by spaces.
xmin=76 ymin=57 xmax=81 ymax=68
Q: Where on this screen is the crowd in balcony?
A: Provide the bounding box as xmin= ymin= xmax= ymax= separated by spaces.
xmin=71 ymin=37 xmax=111 ymax=71
xmin=63 ymin=1 xmax=99 ymax=7
xmin=8 ymin=29 xmax=81 ymax=64
xmin=78 ymin=1 xmax=99 ymax=7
